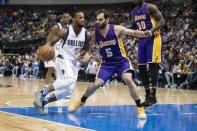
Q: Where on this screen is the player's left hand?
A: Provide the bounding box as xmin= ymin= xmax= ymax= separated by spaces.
xmin=77 ymin=52 xmax=91 ymax=63
xmin=144 ymin=30 xmax=152 ymax=37
xmin=83 ymin=53 xmax=91 ymax=63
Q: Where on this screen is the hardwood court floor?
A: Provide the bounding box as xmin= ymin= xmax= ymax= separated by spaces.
xmin=0 ymin=77 xmax=196 ymax=131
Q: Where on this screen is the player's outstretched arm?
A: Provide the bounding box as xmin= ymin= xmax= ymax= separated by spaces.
xmin=115 ymin=25 xmax=152 ymax=38
xmin=123 ymin=28 xmax=152 ymax=37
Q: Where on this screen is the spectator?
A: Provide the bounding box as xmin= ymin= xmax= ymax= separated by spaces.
xmin=174 ymin=60 xmax=190 ymax=86
xmin=85 ymin=58 xmax=98 ymax=82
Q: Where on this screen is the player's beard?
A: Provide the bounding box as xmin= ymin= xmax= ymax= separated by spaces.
xmin=77 ymin=23 xmax=84 ymax=28
xmin=79 ymin=24 xmax=84 ymax=28
xmin=97 ymin=21 xmax=107 ymax=29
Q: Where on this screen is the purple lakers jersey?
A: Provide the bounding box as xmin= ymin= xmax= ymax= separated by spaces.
xmin=95 ymin=24 xmax=127 ymax=63
xmin=133 ymin=2 xmax=162 ymax=64
xmin=132 ymin=2 xmax=160 ymax=34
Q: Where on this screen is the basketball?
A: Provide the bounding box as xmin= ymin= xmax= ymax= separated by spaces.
xmin=37 ymin=44 xmax=55 ymax=61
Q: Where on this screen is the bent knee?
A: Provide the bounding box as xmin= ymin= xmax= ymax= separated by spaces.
xmin=92 ymin=79 xmax=103 ymax=87
xmin=122 ymin=73 xmax=133 ymax=81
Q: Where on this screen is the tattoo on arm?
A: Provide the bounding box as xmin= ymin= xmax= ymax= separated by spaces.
xmin=48 ymin=27 xmax=67 ymax=46
xmin=49 ymin=35 xmax=61 ymax=46
xmin=46 ymin=25 xmax=59 ymax=43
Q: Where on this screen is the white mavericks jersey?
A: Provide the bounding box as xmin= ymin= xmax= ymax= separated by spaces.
xmin=60 ymin=25 xmax=87 ymax=61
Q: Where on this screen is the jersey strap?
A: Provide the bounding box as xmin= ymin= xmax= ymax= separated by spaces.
xmin=62 ymin=27 xmax=69 ymax=48
xmin=81 ymin=30 xmax=88 ymax=51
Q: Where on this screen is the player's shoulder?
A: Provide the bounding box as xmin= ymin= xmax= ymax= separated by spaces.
xmin=114 ymin=25 xmax=126 ymax=31
xmin=114 ymin=25 xmax=126 ymax=36
xmin=51 ymin=24 xmax=60 ymax=32
xmin=53 ymin=23 xmax=62 ymax=28
xmin=53 ymin=24 xmax=59 ymax=28
xmin=147 ymin=3 xmax=158 ymax=10
xmin=114 ymin=25 xmax=123 ymax=29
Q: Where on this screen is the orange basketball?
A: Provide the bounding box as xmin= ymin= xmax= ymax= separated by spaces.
xmin=37 ymin=44 xmax=55 ymax=61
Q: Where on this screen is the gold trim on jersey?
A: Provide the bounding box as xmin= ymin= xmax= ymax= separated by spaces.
xmin=117 ymin=36 xmax=127 ymax=58
xmin=150 ymin=16 xmax=160 ymax=35
xmin=116 ymin=35 xmax=134 ymax=70
xmin=152 ymin=34 xmax=162 ymax=63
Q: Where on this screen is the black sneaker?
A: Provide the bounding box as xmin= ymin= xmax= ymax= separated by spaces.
xmin=180 ymin=82 xmax=189 ymax=89
xmin=141 ymin=96 xmax=157 ymax=108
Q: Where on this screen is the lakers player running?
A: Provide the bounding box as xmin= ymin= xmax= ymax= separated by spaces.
xmin=33 ymin=10 xmax=90 ymax=115
xmin=132 ymin=0 xmax=165 ymax=108
xmin=68 ymin=10 xmax=152 ymax=119
xmin=44 ymin=12 xmax=70 ymax=87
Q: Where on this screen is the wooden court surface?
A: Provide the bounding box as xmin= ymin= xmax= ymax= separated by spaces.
xmin=0 ymin=77 xmax=196 ymax=131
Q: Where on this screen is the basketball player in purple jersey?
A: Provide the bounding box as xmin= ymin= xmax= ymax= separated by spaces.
xmin=132 ymin=0 xmax=165 ymax=107
xmin=68 ymin=10 xmax=152 ymax=119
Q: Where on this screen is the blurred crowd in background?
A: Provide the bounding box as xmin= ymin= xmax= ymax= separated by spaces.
xmin=0 ymin=0 xmax=196 ymax=89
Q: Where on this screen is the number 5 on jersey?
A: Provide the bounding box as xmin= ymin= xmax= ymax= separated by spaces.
xmin=105 ymin=48 xmax=113 ymax=57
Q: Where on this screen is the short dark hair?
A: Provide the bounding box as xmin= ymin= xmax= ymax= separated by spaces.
xmin=71 ymin=10 xmax=83 ymax=18
xmin=95 ymin=9 xmax=110 ymax=19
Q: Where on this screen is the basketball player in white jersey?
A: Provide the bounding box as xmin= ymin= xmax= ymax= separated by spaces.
xmin=33 ymin=10 xmax=91 ymax=115
xmin=44 ymin=12 xmax=70 ymax=86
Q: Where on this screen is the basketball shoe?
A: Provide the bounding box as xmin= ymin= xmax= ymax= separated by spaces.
xmin=33 ymin=91 xmax=46 ymax=115
xmin=137 ymin=107 xmax=147 ymax=119
xmin=68 ymin=100 xmax=85 ymax=112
